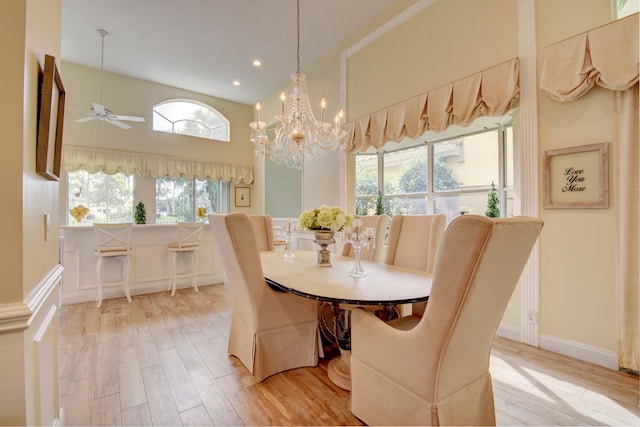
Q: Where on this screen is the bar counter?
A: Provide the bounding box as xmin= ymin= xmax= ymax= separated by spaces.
xmin=59 ymin=223 xmax=223 ymax=305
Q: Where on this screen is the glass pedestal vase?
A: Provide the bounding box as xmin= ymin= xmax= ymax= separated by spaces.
xmin=314 ymin=230 xmax=335 ymax=267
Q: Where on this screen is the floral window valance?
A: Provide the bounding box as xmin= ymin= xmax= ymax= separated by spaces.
xmin=540 ymin=13 xmax=639 ymax=101
xmin=344 ymin=58 xmax=520 ymax=153
xmin=62 ymin=146 xmax=254 ymax=184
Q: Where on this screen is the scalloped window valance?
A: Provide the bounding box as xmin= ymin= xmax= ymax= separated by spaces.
xmin=344 ymin=58 xmax=520 ymax=153
xmin=62 ymin=146 xmax=254 ymax=184
xmin=540 ymin=13 xmax=638 ymax=101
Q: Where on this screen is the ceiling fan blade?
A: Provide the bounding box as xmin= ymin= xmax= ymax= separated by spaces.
xmin=114 ymin=115 xmax=146 ymax=122
xmin=107 ymin=119 xmax=132 ymax=129
xmin=75 ymin=116 xmax=97 ymax=123
xmin=92 ymin=102 xmax=107 ymax=116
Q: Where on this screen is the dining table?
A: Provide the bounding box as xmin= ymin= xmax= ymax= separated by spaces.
xmin=260 ymin=250 xmax=432 ymax=390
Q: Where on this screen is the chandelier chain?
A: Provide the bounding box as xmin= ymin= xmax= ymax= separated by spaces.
xmin=296 ymin=0 xmax=301 ymax=75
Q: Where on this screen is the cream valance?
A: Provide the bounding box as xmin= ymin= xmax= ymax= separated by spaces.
xmin=344 ymin=58 xmax=520 ymax=153
xmin=540 ymin=13 xmax=639 ymax=101
xmin=62 ymin=146 xmax=254 ymax=184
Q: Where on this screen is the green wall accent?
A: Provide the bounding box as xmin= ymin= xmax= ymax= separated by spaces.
xmin=265 ymin=157 xmax=301 ymax=218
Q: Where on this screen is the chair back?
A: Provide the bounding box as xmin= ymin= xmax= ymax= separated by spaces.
xmin=209 ymin=213 xmax=265 ymax=325
xmin=418 ymin=215 xmax=543 ymax=417
xmin=342 ymin=214 xmax=390 ymax=262
xmin=248 ymin=215 xmax=275 ymax=251
xmin=384 ymin=214 xmax=445 ymax=273
xmin=94 ymin=223 xmax=133 ymax=255
xmin=384 ymin=214 xmax=445 ymax=316
xmin=169 ymin=222 xmax=203 ymax=249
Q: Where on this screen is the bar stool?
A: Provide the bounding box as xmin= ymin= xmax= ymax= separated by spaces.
xmin=93 ymin=223 xmax=134 ymax=308
xmin=168 ymin=222 xmax=204 ymax=296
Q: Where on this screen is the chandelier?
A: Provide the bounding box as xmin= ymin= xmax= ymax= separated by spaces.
xmin=249 ymin=0 xmax=346 ymax=169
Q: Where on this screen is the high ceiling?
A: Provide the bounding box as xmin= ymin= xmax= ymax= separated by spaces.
xmin=61 ymin=0 xmax=400 ymax=106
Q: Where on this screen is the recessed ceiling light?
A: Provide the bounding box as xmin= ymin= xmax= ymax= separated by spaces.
xmin=232 ymin=80 xmax=240 ymax=86
xmin=252 ymin=59 xmax=262 ymax=67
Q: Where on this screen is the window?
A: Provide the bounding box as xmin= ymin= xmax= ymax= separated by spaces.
xmin=355 ymin=122 xmax=513 ymax=224
xmin=153 ymin=99 xmax=230 ymax=141
xmin=616 ymin=0 xmax=639 ymax=19
xmin=156 ymin=177 xmax=227 ymax=223
xmin=67 ymin=171 xmax=133 ymax=224
xmin=66 ymin=171 xmax=229 ymax=225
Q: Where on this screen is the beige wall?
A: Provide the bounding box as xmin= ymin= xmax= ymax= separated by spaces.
xmin=347 ymin=0 xmax=519 ymax=120
xmin=1 ymin=0 xmax=64 ymax=424
xmin=536 ymin=0 xmax=616 ymax=351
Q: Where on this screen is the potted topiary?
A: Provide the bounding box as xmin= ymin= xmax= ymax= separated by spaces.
xmin=135 ymin=201 xmax=147 ymax=224
xmin=485 ymin=182 xmax=500 ymax=218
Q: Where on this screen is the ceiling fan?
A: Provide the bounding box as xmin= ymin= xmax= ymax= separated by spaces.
xmin=72 ymin=29 xmax=145 ymax=129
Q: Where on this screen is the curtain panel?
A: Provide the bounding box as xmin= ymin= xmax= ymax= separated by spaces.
xmin=539 ymin=13 xmax=639 ymax=373
xmin=344 ymin=58 xmax=520 ymax=153
xmin=62 ymin=146 xmax=254 ymax=184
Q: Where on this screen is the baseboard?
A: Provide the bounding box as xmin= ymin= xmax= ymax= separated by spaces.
xmin=539 ymin=334 xmax=619 ymax=370
xmin=62 ymin=275 xmax=224 ymax=305
xmin=496 ymin=323 xmax=521 ymax=341
xmin=496 ymin=322 xmax=618 ymax=370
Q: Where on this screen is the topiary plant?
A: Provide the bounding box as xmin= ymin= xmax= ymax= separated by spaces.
xmin=375 ymin=191 xmax=384 ymax=215
xmin=135 ymin=201 xmax=147 ymax=224
xmin=485 ymin=182 xmax=501 ymax=218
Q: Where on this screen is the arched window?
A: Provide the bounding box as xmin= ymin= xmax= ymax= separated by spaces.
xmin=153 ymin=99 xmax=230 ymax=141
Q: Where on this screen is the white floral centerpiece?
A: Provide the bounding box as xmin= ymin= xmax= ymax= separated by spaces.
xmin=299 ymin=206 xmax=352 ymax=267
xmin=298 ymin=205 xmax=353 ymax=232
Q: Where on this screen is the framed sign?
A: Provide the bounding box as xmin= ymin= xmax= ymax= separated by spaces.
xmin=36 ymin=54 xmax=66 ymax=181
xmin=235 ymin=187 xmax=251 ymax=207
xmin=543 ymin=143 xmax=609 ymax=209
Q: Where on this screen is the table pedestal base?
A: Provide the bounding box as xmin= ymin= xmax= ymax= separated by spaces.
xmin=327 ymin=348 xmax=351 ymax=391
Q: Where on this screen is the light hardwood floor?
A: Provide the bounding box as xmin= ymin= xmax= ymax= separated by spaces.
xmin=59 ymin=283 xmax=639 ymax=426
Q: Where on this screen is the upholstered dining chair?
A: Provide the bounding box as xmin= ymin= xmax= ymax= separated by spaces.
xmin=350 ymin=215 xmax=543 ymax=426
xmin=208 ymin=212 xmax=319 ymax=382
xmin=248 ymin=214 xmax=275 ymax=251
xmin=341 ymin=214 xmax=390 ymax=263
xmin=384 ymin=214 xmax=446 ymax=317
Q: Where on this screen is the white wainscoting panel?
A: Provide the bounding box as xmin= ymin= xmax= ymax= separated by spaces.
xmin=60 ymin=223 xmax=224 ymax=305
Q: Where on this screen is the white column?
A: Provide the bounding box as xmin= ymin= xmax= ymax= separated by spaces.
xmin=518 ymin=0 xmax=541 ymax=347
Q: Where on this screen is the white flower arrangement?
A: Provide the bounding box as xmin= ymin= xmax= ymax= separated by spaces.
xmin=298 ymin=205 xmax=353 ymax=232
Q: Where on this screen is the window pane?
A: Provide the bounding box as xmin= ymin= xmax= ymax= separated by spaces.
xmin=384 ymin=145 xmax=428 ymax=195
xmin=67 ymin=171 xmax=133 ymax=224
xmin=434 ymin=132 xmax=498 ymax=191
xmin=196 ymin=179 xmax=221 ymax=215
xmin=434 ymin=192 xmax=489 ymax=225
xmin=153 ymin=100 xmax=229 ymax=141
xmin=386 ymin=195 xmax=428 ymax=215
xmin=155 ymin=177 xmax=194 ymax=223
xmin=505 ymin=189 xmax=515 ymax=217
xmin=355 ymin=155 xmax=378 ymax=196
xmin=505 ymin=126 xmax=514 ymax=187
